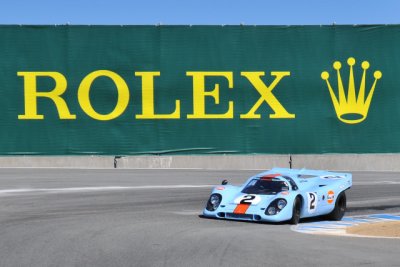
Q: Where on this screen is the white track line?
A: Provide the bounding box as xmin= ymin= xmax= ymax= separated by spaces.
xmin=348 ymin=196 xmax=400 ymax=206
xmin=0 ymin=185 xmax=213 ymax=196
xmin=353 ymin=181 xmax=400 ymax=185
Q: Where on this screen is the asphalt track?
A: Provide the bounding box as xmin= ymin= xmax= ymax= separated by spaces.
xmin=0 ymin=169 xmax=399 ymax=267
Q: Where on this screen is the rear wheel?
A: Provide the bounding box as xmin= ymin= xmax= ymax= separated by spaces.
xmin=289 ymin=197 xmax=301 ymax=225
xmin=327 ymin=192 xmax=346 ymax=221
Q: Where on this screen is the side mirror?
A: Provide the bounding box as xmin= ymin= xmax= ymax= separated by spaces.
xmin=221 ymin=180 xmax=228 ymax=185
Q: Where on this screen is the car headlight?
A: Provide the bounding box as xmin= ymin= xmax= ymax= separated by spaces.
xmin=206 ymin=193 xmax=222 ymax=211
xmin=265 ymin=198 xmax=287 ymax=216
xmin=277 ymin=199 xmax=287 ymax=210
xmin=267 ymin=206 xmax=277 ymax=215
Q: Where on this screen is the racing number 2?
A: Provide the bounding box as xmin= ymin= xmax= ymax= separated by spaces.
xmin=234 ymin=194 xmax=261 ymax=205
xmin=307 ymin=192 xmax=317 ymax=213
xmin=240 ymin=195 xmax=256 ymax=204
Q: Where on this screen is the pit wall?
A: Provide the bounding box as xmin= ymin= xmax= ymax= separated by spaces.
xmin=0 ymin=154 xmax=399 ymax=171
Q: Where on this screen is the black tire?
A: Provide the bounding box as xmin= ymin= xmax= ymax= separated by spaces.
xmin=289 ymin=197 xmax=301 ymax=225
xmin=327 ymin=192 xmax=346 ymax=221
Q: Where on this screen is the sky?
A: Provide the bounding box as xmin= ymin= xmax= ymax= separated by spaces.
xmin=0 ymin=0 xmax=399 ymax=25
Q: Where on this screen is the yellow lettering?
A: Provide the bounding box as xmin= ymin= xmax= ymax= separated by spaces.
xmin=78 ymin=70 xmax=129 ymax=121
xmin=186 ymin=72 xmax=233 ymax=119
xmin=240 ymin=72 xmax=295 ymax=119
xmin=18 ymin=72 xmax=76 ymax=120
xmin=135 ymin=72 xmax=180 ymax=119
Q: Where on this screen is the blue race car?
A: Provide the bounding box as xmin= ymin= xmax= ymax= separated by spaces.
xmin=203 ymin=168 xmax=352 ymax=224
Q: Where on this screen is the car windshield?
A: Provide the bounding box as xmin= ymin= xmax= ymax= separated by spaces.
xmin=241 ymin=178 xmax=289 ymax=195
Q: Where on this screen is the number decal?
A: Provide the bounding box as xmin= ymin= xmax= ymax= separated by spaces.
xmin=309 ymin=193 xmax=316 ymax=209
xmin=307 ymin=192 xmax=318 ymax=213
xmin=234 ymin=194 xmax=261 ymax=205
xmin=240 ymin=195 xmax=256 ymax=204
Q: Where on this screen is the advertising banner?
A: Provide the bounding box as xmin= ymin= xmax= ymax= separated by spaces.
xmin=0 ymin=25 xmax=399 ymax=154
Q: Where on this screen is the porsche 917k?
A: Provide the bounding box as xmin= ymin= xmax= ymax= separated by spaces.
xmin=203 ymin=168 xmax=352 ymax=224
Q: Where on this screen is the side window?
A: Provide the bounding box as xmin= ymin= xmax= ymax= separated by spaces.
xmin=283 ymin=176 xmax=298 ymax=191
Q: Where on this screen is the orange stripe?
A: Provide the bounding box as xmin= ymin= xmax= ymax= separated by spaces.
xmin=233 ymin=204 xmax=250 ymax=214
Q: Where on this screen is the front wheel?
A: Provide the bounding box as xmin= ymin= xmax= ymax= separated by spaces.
xmin=327 ymin=192 xmax=346 ymax=221
xmin=289 ymin=197 xmax=301 ymax=225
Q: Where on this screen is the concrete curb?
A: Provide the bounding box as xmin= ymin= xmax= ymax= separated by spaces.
xmin=292 ymin=213 xmax=400 ymax=238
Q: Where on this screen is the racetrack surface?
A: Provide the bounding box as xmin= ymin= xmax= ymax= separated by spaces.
xmin=0 ymin=169 xmax=399 ymax=267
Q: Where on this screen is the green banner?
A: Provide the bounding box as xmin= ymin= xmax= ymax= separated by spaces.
xmin=0 ymin=25 xmax=399 ymax=155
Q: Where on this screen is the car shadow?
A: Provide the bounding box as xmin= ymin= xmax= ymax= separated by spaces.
xmin=198 ymin=214 xmax=294 ymax=225
xmin=198 ymin=213 xmax=344 ymax=225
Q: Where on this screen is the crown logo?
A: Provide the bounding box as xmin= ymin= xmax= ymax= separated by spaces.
xmin=321 ymin=57 xmax=382 ymax=124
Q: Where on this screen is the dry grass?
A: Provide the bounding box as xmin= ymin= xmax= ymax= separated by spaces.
xmin=346 ymin=221 xmax=400 ymax=237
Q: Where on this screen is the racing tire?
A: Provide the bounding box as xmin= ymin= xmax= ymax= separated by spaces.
xmin=327 ymin=192 xmax=346 ymax=221
xmin=289 ymin=197 xmax=301 ymax=225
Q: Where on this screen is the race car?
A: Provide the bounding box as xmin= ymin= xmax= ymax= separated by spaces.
xmin=203 ymin=168 xmax=352 ymax=224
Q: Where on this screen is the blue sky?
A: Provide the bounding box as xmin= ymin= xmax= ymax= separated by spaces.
xmin=1 ymin=0 xmax=399 ymax=25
